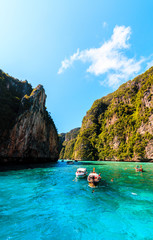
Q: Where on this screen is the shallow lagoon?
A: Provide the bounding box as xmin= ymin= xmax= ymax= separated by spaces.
xmin=0 ymin=161 xmax=153 ymax=240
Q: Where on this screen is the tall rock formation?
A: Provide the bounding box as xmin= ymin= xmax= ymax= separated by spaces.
xmin=59 ymin=128 xmax=80 ymax=159
xmin=61 ymin=67 xmax=153 ymax=161
xmin=0 ymin=70 xmax=59 ymax=164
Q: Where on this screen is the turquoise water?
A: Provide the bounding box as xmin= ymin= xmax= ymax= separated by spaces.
xmin=0 ymin=161 xmax=153 ymax=240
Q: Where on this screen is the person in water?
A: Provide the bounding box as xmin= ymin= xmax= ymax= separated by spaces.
xmin=135 ymin=165 xmax=143 ymax=172
xmin=139 ymin=165 xmax=143 ymax=172
xmin=135 ymin=165 xmax=139 ymax=171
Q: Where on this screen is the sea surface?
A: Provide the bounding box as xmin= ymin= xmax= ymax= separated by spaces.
xmin=0 ymin=161 xmax=153 ymax=240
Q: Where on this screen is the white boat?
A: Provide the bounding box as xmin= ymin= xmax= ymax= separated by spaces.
xmin=76 ymin=168 xmax=87 ymax=178
xmin=87 ymin=168 xmax=101 ymax=186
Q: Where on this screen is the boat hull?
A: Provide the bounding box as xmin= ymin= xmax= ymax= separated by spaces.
xmin=88 ymin=179 xmax=100 ymax=185
xmin=76 ymin=173 xmax=87 ymax=178
xmin=76 ymin=168 xmax=87 ymax=178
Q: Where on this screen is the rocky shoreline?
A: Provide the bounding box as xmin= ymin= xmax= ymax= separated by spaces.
xmin=67 ymin=158 xmax=153 ymax=162
xmin=0 ymin=156 xmax=58 ymax=165
xmin=0 ymin=156 xmax=58 ymax=171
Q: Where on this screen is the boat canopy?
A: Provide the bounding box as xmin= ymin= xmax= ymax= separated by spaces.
xmin=88 ymin=173 xmax=99 ymax=177
xmin=77 ymin=168 xmax=87 ymax=172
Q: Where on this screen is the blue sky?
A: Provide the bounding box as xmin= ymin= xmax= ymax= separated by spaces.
xmin=0 ymin=0 xmax=153 ymax=133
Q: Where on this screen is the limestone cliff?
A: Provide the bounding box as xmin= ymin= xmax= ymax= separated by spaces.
xmin=0 ymin=70 xmax=59 ymax=164
xmin=70 ymin=67 xmax=153 ymax=161
xmin=59 ymin=128 xmax=80 ymax=159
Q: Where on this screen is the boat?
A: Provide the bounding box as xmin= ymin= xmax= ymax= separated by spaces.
xmin=76 ymin=168 xmax=87 ymax=178
xmin=87 ymin=168 xmax=101 ymax=186
xmin=67 ymin=160 xmax=74 ymax=164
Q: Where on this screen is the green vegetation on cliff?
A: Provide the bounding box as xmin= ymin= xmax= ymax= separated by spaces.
xmin=0 ymin=70 xmax=32 ymax=135
xmin=0 ymin=70 xmax=57 ymax=135
xmin=63 ymin=67 xmax=153 ymax=161
xmin=59 ymin=128 xmax=80 ymax=159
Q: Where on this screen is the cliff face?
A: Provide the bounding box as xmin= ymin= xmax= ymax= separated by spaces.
xmin=0 ymin=70 xmax=59 ymax=163
xmin=71 ymin=67 xmax=153 ymax=161
xmin=59 ymin=128 xmax=80 ymax=159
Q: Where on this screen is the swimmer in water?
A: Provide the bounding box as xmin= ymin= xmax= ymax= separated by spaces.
xmin=111 ymin=178 xmax=113 ymax=182
xmin=135 ymin=165 xmax=140 ymax=172
xmin=139 ymin=165 xmax=143 ymax=172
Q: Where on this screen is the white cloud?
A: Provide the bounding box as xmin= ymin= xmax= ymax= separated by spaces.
xmin=58 ymin=25 xmax=146 ymax=87
xmin=146 ymin=59 xmax=153 ymax=69
xmin=58 ymin=49 xmax=80 ymax=74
